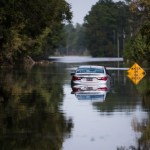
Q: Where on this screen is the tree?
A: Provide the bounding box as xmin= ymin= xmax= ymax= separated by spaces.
xmin=0 ymin=0 xmax=72 ymax=64
xmin=124 ymin=33 xmax=148 ymax=62
xmin=84 ymin=0 xmax=130 ymax=57
xmin=58 ymin=23 xmax=87 ymax=55
xmin=124 ymin=0 xmax=150 ymax=63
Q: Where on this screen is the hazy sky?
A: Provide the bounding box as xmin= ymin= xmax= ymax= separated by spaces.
xmin=66 ymin=0 xmax=123 ymax=24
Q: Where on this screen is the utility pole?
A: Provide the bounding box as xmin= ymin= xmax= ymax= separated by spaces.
xmin=117 ymin=35 xmax=120 ymax=60
xmin=117 ymin=33 xmax=120 ymax=81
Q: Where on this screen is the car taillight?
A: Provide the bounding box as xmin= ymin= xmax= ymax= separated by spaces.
xmin=97 ymin=76 xmax=108 ymax=81
xmin=72 ymin=76 xmax=82 ymax=81
xmin=97 ymin=87 xmax=108 ymax=91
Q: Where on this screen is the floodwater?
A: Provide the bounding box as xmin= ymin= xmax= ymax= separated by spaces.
xmin=0 ymin=56 xmax=150 ymax=150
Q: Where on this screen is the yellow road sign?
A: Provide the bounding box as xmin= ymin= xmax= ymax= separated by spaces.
xmin=127 ymin=63 xmax=146 ymax=85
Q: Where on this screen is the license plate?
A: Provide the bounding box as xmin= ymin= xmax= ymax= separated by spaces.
xmin=87 ymin=78 xmax=93 ymax=81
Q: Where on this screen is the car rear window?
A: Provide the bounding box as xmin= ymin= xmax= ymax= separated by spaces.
xmin=76 ymin=68 xmax=104 ymax=73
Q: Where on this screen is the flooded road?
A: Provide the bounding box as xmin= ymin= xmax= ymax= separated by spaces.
xmin=0 ymin=56 xmax=150 ymax=150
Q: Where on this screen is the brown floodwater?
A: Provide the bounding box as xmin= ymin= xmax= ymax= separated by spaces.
xmin=0 ymin=56 xmax=149 ymax=150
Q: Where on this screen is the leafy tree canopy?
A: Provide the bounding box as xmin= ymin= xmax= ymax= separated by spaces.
xmin=0 ymin=0 xmax=72 ymax=64
xmin=124 ymin=0 xmax=150 ymax=63
xmin=84 ymin=0 xmax=130 ymax=57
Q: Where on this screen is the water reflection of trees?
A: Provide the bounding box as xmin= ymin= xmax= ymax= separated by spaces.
xmin=0 ymin=65 xmax=73 ymax=150
xmin=93 ymin=70 xmax=150 ymax=149
xmin=132 ymin=71 xmax=150 ymax=149
xmin=93 ymin=80 xmax=139 ymax=114
xmin=116 ymin=71 xmax=150 ymax=150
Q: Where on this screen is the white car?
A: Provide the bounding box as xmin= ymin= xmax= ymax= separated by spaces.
xmin=71 ymin=65 xmax=111 ymax=86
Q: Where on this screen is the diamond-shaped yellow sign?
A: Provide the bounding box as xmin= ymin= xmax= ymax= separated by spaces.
xmin=127 ymin=63 xmax=146 ymax=85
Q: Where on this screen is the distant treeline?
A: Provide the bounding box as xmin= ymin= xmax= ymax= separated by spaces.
xmin=59 ymin=0 xmax=150 ymax=64
xmin=0 ymin=0 xmax=150 ymax=65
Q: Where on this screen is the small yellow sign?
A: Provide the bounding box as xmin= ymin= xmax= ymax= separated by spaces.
xmin=127 ymin=63 xmax=146 ymax=85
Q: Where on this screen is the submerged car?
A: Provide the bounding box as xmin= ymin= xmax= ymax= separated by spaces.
xmin=71 ymin=65 xmax=111 ymax=86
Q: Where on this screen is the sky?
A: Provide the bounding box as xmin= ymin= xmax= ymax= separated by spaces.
xmin=66 ymin=0 xmax=123 ymax=24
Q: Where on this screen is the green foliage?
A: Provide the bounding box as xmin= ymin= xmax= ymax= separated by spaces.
xmin=0 ymin=0 xmax=72 ymax=64
xmin=124 ymin=0 xmax=150 ymax=63
xmin=84 ymin=0 xmax=130 ymax=57
xmin=124 ymin=33 xmax=149 ymax=62
xmin=83 ymin=0 xmax=149 ymax=60
xmin=58 ymin=23 xmax=87 ymax=55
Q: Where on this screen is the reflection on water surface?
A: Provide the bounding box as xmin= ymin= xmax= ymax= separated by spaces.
xmin=0 ymin=64 xmax=73 ymax=150
xmin=0 ymin=57 xmax=150 ymax=150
